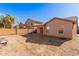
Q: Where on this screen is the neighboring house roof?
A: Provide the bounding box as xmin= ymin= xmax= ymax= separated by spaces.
xmin=44 ymin=16 xmax=78 ymax=25
xmin=65 ymin=16 xmax=78 ymax=23
xmin=19 ymin=22 xmax=24 ymax=26
xmin=25 ymin=18 xmax=43 ymax=24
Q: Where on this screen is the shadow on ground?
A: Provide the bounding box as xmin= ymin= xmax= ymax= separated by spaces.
xmin=22 ymin=33 xmax=70 ymax=46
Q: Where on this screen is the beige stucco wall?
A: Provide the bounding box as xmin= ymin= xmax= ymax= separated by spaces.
xmin=37 ymin=27 xmax=40 ymax=33
xmin=44 ymin=19 xmax=74 ymax=39
xmin=37 ymin=25 xmax=44 ymax=34
xmin=25 ymin=20 xmax=33 ymax=28
xmin=25 ymin=20 xmax=38 ymax=29
xmin=72 ymin=24 xmax=78 ymax=39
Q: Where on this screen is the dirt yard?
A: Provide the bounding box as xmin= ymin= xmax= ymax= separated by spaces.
xmin=0 ymin=33 xmax=79 ymax=56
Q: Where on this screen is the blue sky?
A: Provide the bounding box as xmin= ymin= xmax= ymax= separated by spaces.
xmin=0 ymin=3 xmax=79 ymax=25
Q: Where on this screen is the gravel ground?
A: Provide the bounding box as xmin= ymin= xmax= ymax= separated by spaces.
xmin=0 ymin=33 xmax=79 ymax=56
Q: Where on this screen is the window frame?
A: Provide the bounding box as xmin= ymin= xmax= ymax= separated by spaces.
xmin=57 ymin=25 xmax=64 ymax=35
xmin=58 ymin=29 xmax=64 ymax=34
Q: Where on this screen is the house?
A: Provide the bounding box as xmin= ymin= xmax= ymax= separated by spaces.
xmin=19 ymin=18 xmax=43 ymax=29
xmin=18 ymin=18 xmax=43 ymax=33
xmin=19 ymin=22 xmax=25 ymax=29
xmin=37 ymin=16 xmax=78 ymax=39
xmin=24 ymin=18 xmax=43 ymax=29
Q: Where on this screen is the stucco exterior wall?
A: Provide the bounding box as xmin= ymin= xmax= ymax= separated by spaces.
xmin=44 ymin=19 xmax=74 ymax=39
xmin=37 ymin=27 xmax=40 ymax=34
xmin=25 ymin=20 xmax=39 ymax=29
xmin=72 ymin=24 xmax=77 ymax=39
xmin=37 ymin=25 xmax=44 ymax=34
xmin=25 ymin=20 xmax=33 ymax=28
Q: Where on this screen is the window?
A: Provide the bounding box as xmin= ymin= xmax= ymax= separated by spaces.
xmin=58 ymin=29 xmax=64 ymax=34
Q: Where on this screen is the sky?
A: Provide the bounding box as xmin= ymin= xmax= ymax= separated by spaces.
xmin=0 ymin=3 xmax=79 ymax=25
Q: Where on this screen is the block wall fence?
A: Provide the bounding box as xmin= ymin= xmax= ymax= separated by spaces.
xmin=0 ymin=28 xmax=33 ymax=36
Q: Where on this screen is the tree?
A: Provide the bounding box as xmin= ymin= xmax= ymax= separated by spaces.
xmin=0 ymin=15 xmax=4 ymax=28
xmin=3 ymin=14 xmax=15 ymax=28
xmin=0 ymin=20 xmax=4 ymax=28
